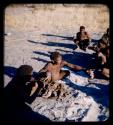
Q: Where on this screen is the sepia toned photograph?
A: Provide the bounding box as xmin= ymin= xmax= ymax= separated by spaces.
xmin=4 ymin=4 xmax=109 ymax=122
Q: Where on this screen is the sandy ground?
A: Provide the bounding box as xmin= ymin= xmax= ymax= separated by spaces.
xmin=4 ymin=4 xmax=109 ymax=121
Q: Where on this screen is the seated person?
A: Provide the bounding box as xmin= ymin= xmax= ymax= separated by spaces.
xmin=73 ymin=26 xmax=91 ymax=51
xmin=101 ymin=28 xmax=110 ymax=47
xmin=96 ymin=28 xmax=109 ymax=51
xmin=88 ymin=28 xmax=110 ymax=51
xmin=4 ymin=65 xmax=38 ymax=104
xmin=4 ymin=65 xmax=50 ymax=121
xmin=98 ymin=46 xmax=110 ymax=79
xmin=93 ymin=46 xmax=110 ymax=79
xmin=38 ymin=52 xmax=91 ymax=82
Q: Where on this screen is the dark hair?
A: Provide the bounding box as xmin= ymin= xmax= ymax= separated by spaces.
xmin=50 ymin=52 xmax=61 ymax=60
xmin=80 ymin=26 xmax=85 ymax=30
xmin=16 ymin=65 xmax=33 ymax=77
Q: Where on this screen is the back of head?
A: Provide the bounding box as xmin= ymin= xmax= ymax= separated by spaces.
xmin=50 ymin=51 xmax=61 ymax=61
xmin=4 ymin=65 xmax=34 ymax=98
xmin=15 ymin=65 xmax=33 ymax=84
xmin=16 ymin=65 xmax=33 ymax=77
xmin=80 ymin=26 xmax=85 ymax=30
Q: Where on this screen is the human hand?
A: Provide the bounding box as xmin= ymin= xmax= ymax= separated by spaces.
xmin=44 ymin=72 xmax=52 ymax=83
xmin=30 ymin=81 xmax=38 ymax=96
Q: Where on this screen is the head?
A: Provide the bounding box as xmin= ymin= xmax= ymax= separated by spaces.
xmin=16 ymin=65 xmax=33 ymax=84
xmin=50 ymin=52 xmax=62 ymax=64
xmin=80 ymin=26 xmax=85 ymax=33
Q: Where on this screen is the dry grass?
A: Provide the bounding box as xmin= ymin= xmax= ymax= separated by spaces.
xmin=5 ymin=4 xmax=109 ymax=34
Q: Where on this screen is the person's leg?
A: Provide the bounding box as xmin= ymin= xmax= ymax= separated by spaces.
xmin=73 ymin=39 xmax=79 ymax=44
xmin=83 ymin=39 xmax=90 ymax=50
xmin=96 ymin=56 xmax=103 ymax=70
xmin=73 ymin=39 xmax=80 ymax=49
xmin=86 ymin=39 xmax=90 ymax=47
xmin=59 ymin=70 xmax=70 ymax=80
xmin=79 ymin=41 xmax=84 ymax=50
xmin=101 ymin=68 xmax=109 ymax=79
xmin=98 ymin=52 xmax=107 ymax=65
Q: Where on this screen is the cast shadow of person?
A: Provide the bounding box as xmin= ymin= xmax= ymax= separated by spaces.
xmin=28 ymin=39 xmax=75 ymax=50
xmin=31 ymin=57 xmax=48 ymax=64
xmin=42 ymin=33 xmax=74 ymax=41
xmin=62 ymin=51 xmax=96 ymax=69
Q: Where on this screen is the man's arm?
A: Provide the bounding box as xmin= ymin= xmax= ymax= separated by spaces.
xmin=76 ymin=32 xmax=80 ymax=41
xmin=38 ymin=63 xmax=52 ymax=83
xmin=29 ymin=82 xmax=38 ymax=96
xmin=86 ymin=32 xmax=91 ymax=42
xmin=63 ymin=61 xmax=85 ymax=71
xmin=63 ymin=60 xmax=93 ymax=78
xmin=21 ymin=81 xmax=38 ymax=104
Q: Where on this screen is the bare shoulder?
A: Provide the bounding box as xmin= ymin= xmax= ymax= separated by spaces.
xmin=41 ymin=62 xmax=52 ymax=69
xmin=85 ymin=31 xmax=89 ymax=35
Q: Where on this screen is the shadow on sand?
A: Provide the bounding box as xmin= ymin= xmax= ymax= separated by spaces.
xmin=55 ymin=48 xmax=71 ymax=53
xmin=28 ymin=40 xmax=38 ymax=44
xmin=62 ymin=51 xmax=96 ymax=69
xmin=42 ymin=33 xmax=74 ymax=41
xmin=40 ymin=41 xmax=75 ymax=50
xmin=4 ymin=66 xmax=17 ymax=78
xmin=65 ymin=78 xmax=109 ymax=108
xmin=91 ymin=39 xmax=99 ymax=43
xmin=28 ymin=38 xmax=75 ymax=50
xmin=33 ymin=51 xmax=50 ymax=57
xmin=31 ymin=57 xmax=48 ymax=63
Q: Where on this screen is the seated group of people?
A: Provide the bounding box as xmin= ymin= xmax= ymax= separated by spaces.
xmin=4 ymin=52 xmax=92 ymax=102
xmin=4 ymin=26 xmax=110 ymax=112
xmin=73 ymin=26 xmax=110 ymax=79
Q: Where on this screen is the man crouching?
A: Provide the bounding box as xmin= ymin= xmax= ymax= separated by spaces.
xmin=39 ymin=51 xmax=91 ymax=82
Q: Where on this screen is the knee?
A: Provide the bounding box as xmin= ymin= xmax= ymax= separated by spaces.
xmin=102 ymin=68 xmax=109 ymax=78
xmin=74 ymin=39 xmax=79 ymax=44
